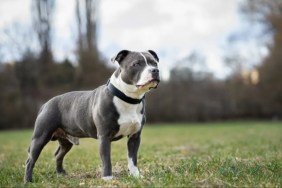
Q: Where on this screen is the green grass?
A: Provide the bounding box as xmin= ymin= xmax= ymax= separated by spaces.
xmin=0 ymin=121 xmax=281 ymax=187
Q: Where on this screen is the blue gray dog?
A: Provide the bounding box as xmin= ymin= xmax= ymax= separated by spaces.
xmin=24 ymin=50 xmax=160 ymax=182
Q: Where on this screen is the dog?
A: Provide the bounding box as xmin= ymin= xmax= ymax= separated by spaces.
xmin=24 ymin=50 xmax=160 ymax=182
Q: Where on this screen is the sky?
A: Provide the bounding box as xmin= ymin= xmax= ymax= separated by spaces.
xmin=0 ymin=0 xmax=268 ymax=79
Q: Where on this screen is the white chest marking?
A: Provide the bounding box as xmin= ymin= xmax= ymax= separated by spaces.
xmin=113 ymin=97 xmax=143 ymax=137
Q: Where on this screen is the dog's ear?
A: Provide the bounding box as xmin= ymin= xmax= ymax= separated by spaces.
xmin=111 ymin=50 xmax=130 ymax=64
xmin=148 ymin=50 xmax=159 ymax=62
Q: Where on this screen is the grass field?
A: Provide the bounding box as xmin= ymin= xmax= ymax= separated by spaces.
xmin=0 ymin=121 xmax=281 ymax=187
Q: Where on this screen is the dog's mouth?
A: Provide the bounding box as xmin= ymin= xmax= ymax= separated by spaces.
xmin=136 ymin=78 xmax=160 ymax=89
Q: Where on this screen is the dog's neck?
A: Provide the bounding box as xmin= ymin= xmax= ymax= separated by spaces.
xmin=109 ymin=73 xmax=147 ymax=100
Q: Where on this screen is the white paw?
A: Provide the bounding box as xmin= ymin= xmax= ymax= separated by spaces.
xmin=102 ymin=176 xmax=113 ymax=181
xmin=128 ymin=157 xmax=141 ymax=178
xmin=129 ymin=166 xmax=140 ymax=177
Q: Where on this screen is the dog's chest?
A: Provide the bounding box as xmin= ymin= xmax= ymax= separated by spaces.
xmin=113 ymin=97 xmax=143 ymax=137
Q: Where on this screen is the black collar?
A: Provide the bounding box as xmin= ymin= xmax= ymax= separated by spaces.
xmin=107 ymin=81 xmax=144 ymax=104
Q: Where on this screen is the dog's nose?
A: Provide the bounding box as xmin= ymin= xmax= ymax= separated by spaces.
xmin=151 ymin=68 xmax=159 ymax=73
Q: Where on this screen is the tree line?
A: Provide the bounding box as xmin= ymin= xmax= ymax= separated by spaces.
xmin=0 ymin=0 xmax=282 ymax=129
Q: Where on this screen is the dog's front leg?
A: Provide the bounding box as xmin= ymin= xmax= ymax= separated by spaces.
xmin=127 ymin=133 xmax=141 ymax=177
xmin=99 ymin=137 xmax=112 ymax=180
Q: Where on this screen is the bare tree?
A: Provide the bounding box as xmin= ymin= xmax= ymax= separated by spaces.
xmin=76 ymin=0 xmax=98 ymax=54
xmin=0 ymin=23 xmax=38 ymax=62
xmin=75 ymin=0 xmax=111 ymax=89
xmin=233 ymin=0 xmax=282 ymax=118
xmin=32 ymin=0 xmax=55 ymax=67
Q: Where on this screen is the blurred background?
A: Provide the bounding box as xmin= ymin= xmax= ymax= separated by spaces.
xmin=0 ymin=0 xmax=281 ymax=130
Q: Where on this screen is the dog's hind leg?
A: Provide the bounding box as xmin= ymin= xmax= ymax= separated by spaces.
xmin=24 ymin=103 xmax=60 ymax=183
xmin=55 ymin=138 xmax=73 ymax=175
xmin=24 ymin=130 xmax=53 ymax=183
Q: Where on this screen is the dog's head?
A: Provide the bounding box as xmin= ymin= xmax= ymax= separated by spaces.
xmin=111 ymin=50 xmax=160 ymax=92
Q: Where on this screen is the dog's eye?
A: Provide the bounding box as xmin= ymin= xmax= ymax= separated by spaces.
xmin=133 ymin=62 xmax=141 ymax=67
xmin=152 ymin=62 xmax=158 ymax=67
